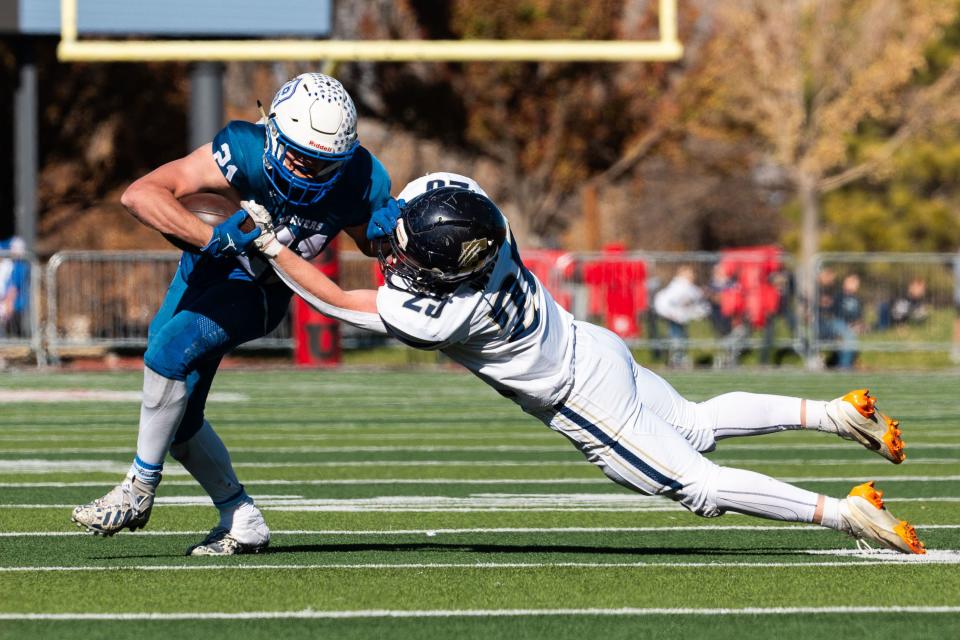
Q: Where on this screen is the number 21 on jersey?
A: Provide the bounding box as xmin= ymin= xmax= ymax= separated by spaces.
xmin=213 ymin=143 xmax=238 ymax=182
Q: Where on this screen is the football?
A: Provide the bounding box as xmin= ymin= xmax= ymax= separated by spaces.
xmin=162 ymin=193 xmax=255 ymax=253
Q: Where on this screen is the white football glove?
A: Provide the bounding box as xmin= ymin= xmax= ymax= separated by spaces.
xmin=240 ymin=200 xmax=283 ymax=258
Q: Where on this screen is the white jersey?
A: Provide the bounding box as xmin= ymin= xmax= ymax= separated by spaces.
xmin=377 ymin=232 xmax=576 ymax=410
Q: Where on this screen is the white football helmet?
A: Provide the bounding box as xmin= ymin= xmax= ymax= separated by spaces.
xmin=263 ymin=73 xmax=359 ymax=207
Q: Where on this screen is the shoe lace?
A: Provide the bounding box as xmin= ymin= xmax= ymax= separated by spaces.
xmin=855 ymin=538 xmax=878 ymax=553
xmin=92 ymin=482 xmax=140 ymax=511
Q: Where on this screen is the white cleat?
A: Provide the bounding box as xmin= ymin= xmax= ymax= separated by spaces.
xmin=186 ymin=501 xmax=270 ymax=556
xmin=71 ymin=475 xmax=157 ymax=536
xmin=839 ymin=481 xmax=925 ymax=554
xmin=825 ymin=389 xmax=905 ymax=463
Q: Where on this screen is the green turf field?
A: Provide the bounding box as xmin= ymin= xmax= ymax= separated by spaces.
xmin=0 ymin=367 xmax=958 ymax=639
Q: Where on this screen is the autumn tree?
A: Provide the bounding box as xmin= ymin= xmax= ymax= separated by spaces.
xmin=694 ymin=0 xmax=960 ymax=290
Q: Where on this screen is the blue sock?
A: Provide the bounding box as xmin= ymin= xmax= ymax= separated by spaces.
xmin=214 ymin=487 xmax=249 ymax=512
xmin=131 ymin=456 xmax=163 ymax=486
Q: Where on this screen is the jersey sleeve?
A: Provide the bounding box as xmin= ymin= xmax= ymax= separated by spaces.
xmin=376 ymin=284 xmax=473 ymax=350
xmin=211 ymin=121 xmax=264 ymax=195
xmin=366 ymin=153 xmax=391 ymax=214
xmin=322 ymin=148 xmax=390 ymax=231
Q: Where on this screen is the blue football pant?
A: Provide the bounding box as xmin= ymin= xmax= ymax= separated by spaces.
xmin=144 ymin=272 xmax=289 ymax=443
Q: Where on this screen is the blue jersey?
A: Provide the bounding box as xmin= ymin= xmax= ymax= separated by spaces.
xmin=178 ymin=120 xmax=391 ymax=287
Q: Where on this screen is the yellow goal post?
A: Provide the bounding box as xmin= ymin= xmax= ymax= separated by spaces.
xmin=57 ymin=0 xmax=683 ymax=62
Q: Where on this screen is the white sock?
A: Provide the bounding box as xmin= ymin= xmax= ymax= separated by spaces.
xmin=818 ymin=496 xmax=846 ymax=531
xmin=808 ymin=400 xmax=838 ymax=434
xmin=699 ymin=393 xmax=831 ymax=440
xmin=131 ymin=367 xmax=188 ymax=485
xmin=712 ymin=466 xmax=820 ymax=522
xmin=702 ymin=392 xmax=805 ymax=439
xmin=169 ymin=421 xmax=246 ymax=507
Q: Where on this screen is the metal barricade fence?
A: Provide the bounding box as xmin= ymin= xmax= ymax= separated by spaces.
xmin=531 ymin=248 xmax=802 ymax=366
xmin=44 ymin=251 xmax=292 ymax=362
xmin=0 ymin=248 xmax=41 ymax=363
xmin=35 ymin=249 xmax=960 ymax=367
xmin=812 ymin=253 xmax=960 ymax=359
xmin=341 ymin=247 xmax=803 ymax=366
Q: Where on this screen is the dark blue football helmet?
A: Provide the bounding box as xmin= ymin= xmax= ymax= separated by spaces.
xmin=380 ymin=187 xmax=507 ymax=295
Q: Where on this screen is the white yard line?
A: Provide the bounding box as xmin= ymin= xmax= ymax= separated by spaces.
xmin=0 ymin=438 xmax=955 ymax=456
xmin=0 ymin=445 xmax=575 ymax=454
xmin=0 ymin=390 xmax=245 ymax=403
xmin=1 ymin=447 xmax=957 ymax=468
xmin=0 ymin=460 xmax=588 ymax=474
xmin=2 ymin=457 xmax=960 ymax=476
xmin=2 ymin=606 xmax=960 ymax=620
xmin=4 ymin=495 xmax=958 ymax=511
xmin=0 ymin=479 xmax=612 ymax=487
xmin=0 ymin=432 xmax=557 ymax=443
xmin=3 ymin=476 xmax=960 ymax=488
xmin=3 ymin=524 xmax=959 ymax=537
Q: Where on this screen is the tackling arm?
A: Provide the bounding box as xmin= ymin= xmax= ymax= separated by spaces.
xmin=269 ymin=246 xmax=388 ymax=334
xmin=121 ymin=144 xmax=236 ymax=248
xmin=342 ymin=223 xmax=377 ymax=257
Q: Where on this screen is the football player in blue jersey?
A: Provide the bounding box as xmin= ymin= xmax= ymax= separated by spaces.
xmin=71 ymin=73 xmax=401 ymax=555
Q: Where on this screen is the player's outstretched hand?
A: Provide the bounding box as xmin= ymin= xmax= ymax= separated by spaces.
xmin=241 ymin=200 xmax=283 ymax=258
xmin=366 ymin=198 xmax=404 ymax=240
xmin=201 ymin=210 xmax=261 ymax=258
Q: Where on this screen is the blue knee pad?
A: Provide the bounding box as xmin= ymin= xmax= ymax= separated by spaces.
xmin=145 ymin=276 xmax=287 ymax=379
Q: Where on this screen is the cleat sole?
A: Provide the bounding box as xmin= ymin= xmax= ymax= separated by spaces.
xmin=879 ymin=415 xmax=905 ymax=464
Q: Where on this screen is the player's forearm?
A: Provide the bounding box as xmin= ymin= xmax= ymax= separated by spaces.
xmin=269 ymin=248 xmax=386 ymax=334
xmin=121 ymin=182 xmax=215 ymax=247
xmin=273 ymin=247 xmax=378 ymax=314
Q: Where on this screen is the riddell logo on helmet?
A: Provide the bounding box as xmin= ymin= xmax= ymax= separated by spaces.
xmin=308 ymin=140 xmax=334 ymax=152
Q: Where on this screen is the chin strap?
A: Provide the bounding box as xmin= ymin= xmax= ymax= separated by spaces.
xmin=268 ymin=258 xmax=388 ymax=335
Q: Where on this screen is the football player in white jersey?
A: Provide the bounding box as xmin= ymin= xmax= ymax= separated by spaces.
xmin=248 ymin=171 xmax=925 ymax=554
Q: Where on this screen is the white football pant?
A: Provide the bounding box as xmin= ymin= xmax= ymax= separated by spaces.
xmin=530 ymin=322 xmax=826 ymax=523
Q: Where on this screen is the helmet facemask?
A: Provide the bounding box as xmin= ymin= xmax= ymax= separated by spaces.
xmin=263 ymin=117 xmax=357 ymax=208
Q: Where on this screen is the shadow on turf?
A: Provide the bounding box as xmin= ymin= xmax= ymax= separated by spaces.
xmin=263 ymin=542 xmax=800 ymax=556
xmin=89 ymin=542 xmax=801 ymax=559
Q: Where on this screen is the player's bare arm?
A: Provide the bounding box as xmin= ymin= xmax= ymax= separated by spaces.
xmin=343 ymin=223 xmax=378 ymax=257
xmin=272 ymin=245 xmax=378 ymax=314
xmin=121 ymin=144 xmax=237 ymax=248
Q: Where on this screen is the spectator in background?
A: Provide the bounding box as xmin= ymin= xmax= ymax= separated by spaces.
xmin=876 ymin=277 xmax=930 ymax=331
xmin=708 ymin=262 xmax=737 ymax=338
xmin=761 ymin=269 xmax=797 ymax=366
xmin=833 ymin=273 xmax=864 ymax=369
xmin=816 ymin=267 xmax=839 ymax=344
xmin=654 ymin=265 xmax=710 ymax=367
xmin=644 ymin=272 xmax=664 ymax=362
xmin=892 ymin=278 xmax=930 ymax=326
xmin=706 ymin=261 xmax=747 ymax=368
xmin=816 ymin=267 xmax=841 ymax=366
xmin=0 ymin=236 xmax=29 ymax=338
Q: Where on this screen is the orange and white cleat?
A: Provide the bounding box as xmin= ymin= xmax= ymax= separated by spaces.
xmin=839 ymin=481 xmax=925 ymax=554
xmin=825 ymin=389 xmax=905 ymax=463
